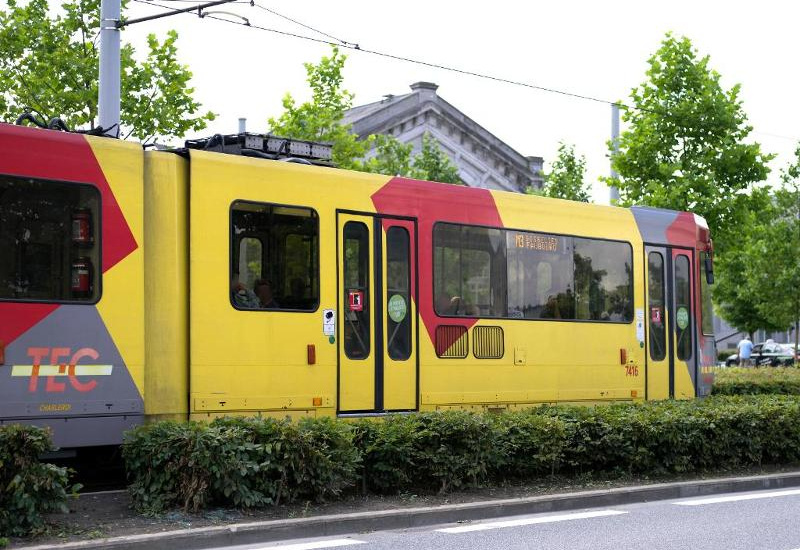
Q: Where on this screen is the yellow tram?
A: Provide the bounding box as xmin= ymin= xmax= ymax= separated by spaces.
xmin=0 ymin=124 xmax=716 ymax=448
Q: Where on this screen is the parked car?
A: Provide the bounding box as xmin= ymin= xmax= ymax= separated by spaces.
xmin=725 ymin=342 xmax=797 ymax=367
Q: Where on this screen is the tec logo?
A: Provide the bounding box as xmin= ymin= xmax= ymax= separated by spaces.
xmin=11 ymin=347 xmax=113 ymax=393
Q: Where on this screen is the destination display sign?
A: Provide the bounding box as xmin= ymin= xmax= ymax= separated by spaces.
xmin=509 ymin=232 xmax=561 ymax=252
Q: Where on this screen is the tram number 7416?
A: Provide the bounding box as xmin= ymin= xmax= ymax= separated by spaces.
xmin=625 ymin=365 xmax=640 ymax=377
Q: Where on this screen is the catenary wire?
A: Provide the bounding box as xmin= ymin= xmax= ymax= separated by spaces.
xmin=129 ymin=0 xmax=800 ymax=144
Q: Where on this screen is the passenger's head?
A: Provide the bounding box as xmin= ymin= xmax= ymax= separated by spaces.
xmin=254 ymin=279 xmax=273 ymax=304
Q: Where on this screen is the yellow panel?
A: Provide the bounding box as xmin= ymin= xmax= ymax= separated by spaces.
xmin=193 ymin=394 xmax=333 ymax=410
xmin=187 ymin=152 xmax=389 ymax=417
xmin=143 ymin=152 xmax=189 ymax=418
xmin=338 ymin=213 xmax=376 ymax=411
xmin=88 ymin=136 xmax=145 ymax=395
xmin=381 ymin=222 xmax=417 ymax=411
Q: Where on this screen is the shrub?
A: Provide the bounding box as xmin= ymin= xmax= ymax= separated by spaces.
xmin=713 ymin=367 xmax=800 ymax=395
xmin=122 ymin=416 xmax=360 ymax=513
xmin=122 ymin=396 xmax=800 ymax=512
xmin=0 ymin=425 xmax=75 ymax=537
xmin=489 ymin=411 xmax=567 ymax=479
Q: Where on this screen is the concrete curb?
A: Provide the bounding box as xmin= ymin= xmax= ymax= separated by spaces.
xmin=17 ymin=471 xmax=800 ymax=550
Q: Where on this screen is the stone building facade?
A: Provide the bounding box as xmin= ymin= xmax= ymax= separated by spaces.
xmin=343 ymin=82 xmax=543 ymax=193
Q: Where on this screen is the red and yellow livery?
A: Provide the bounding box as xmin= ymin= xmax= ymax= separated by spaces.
xmin=0 ymin=124 xmax=715 ymax=448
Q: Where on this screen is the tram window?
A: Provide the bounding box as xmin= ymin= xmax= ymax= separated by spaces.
xmin=0 ymin=176 xmax=101 ymax=303
xmin=573 ymin=238 xmax=633 ymax=322
xmin=386 ymin=226 xmax=411 ymax=360
xmin=648 ymin=252 xmax=666 ymax=361
xmin=506 ymin=231 xmax=572 ymax=319
xmin=343 ymin=222 xmax=370 ymax=359
xmin=675 ymin=254 xmax=693 ymax=360
xmin=434 ymin=222 xmax=634 ymax=323
xmin=433 ymin=223 xmax=506 ymax=317
xmin=230 ymin=201 xmax=319 ymax=311
xmin=700 ymin=252 xmax=714 ymax=336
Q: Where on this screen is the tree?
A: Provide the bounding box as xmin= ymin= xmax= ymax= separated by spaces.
xmin=608 ymin=33 xmax=772 ymax=253
xmin=536 ymin=141 xmax=590 ymax=202
xmin=407 ymin=133 xmax=462 ymax=184
xmin=362 ymin=133 xmax=462 ymax=184
xmin=270 ymin=48 xmax=461 ymax=183
xmin=744 ymin=145 xmax=800 ymax=351
xmin=711 ymin=205 xmax=782 ymax=340
xmin=0 ymin=0 xmax=214 ymax=143
xmin=362 ymin=134 xmax=413 ymax=177
xmin=268 ymin=46 xmax=368 ymax=170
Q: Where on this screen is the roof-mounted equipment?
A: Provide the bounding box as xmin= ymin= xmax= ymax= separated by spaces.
xmin=185 ymin=133 xmax=334 ymax=167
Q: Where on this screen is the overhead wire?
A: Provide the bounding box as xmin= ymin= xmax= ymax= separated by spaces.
xmin=128 ymin=0 xmax=800 ymax=144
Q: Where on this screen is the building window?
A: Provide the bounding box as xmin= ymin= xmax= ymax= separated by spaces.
xmin=0 ymin=176 xmax=101 ymax=303
xmin=230 ymin=201 xmax=319 ymax=311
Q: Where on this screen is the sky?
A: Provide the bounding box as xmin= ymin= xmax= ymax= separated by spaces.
xmin=120 ymin=0 xmax=800 ymax=203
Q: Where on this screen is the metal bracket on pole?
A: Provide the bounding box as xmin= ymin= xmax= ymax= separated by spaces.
xmin=97 ymin=0 xmax=237 ymax=139
xmin=118 ymin=0 xmax=238 ymax=28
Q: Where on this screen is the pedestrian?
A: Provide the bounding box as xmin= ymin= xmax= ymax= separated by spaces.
xmin=737 ymin=335 xmax=754 ymax=367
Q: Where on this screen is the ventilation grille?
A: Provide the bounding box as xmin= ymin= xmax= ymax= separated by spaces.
xmin=473 ymin=326 xmax=504 ymax=359
xmin=435 ymin=325 xmax=468 ymax=358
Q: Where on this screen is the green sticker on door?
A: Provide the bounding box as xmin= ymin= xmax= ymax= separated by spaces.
xmin=676 ymin=306 xmax=689 ymax=330
xmin=387 ymin=294 xmax=407 ymax=322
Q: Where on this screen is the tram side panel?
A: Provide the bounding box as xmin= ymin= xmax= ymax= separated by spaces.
xmin=0 ymin=125 xmax=145 ymax=447
xmin=143 ymin=151 xmax=189 ymax=422
xmin=372 ymin=177 xmax=647 ymax=409
xmin=186 ymin=152 xmax=386 ymax=419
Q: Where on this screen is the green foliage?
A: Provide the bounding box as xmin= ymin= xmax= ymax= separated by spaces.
xmin=407 ymin=133 xmax=462 ymax=184
xmin=743 ymin=147 xmax=800 ymax=349
xmin=122 ymin=397 xmax=800 ymax=512
xmin=533 ymin=142 xmax=591 ymax=202
xmin=362 ymin=133 xmax=462 ymax=184
xmin=268 ymin=46 xmax=368 ymax=169
xmin=489 ymin=412 xmax=568 ymax=478
xmin=0 ymin=0 xmax=214 ymax=142
xmin=713 ymin=367 xmax=800 ymax=396
xmin=0 ymin=425 xmax=76 ymax=537
xmin=269 ymin=48 xmax=461 ymax=183
xmin=608 ymin=33 xmax=772 ymax=253
xmin=122 ymin=417 xmax=360 ymax=514
xmin=362 ymin=134 xmax=413 ymax=177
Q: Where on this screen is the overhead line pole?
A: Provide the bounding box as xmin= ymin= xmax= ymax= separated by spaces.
xmin=97 ymin=0 xmax=237 ymax=138
xmin=98 ymin=0 xmax=121 ymax=136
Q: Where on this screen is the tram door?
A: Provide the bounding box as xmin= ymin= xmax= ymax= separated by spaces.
xmin=645 ymin=246 xmax=698 ymax=399
xmin=337 ymin=213 xmax=418 ymax=413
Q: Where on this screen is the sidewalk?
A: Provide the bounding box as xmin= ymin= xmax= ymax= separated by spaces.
xmin=13 ymin=470 xmax=800 ymax=550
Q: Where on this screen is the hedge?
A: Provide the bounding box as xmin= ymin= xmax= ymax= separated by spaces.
xmin=122 ymin=416 xmax=360 ymax=513
xmin=713 ymin=367 xmax=800 ymax=395
xmin=0 ymin=425 xmax=75 ymax=538
xmin=122 ymin=396 xmax=800 ymax=513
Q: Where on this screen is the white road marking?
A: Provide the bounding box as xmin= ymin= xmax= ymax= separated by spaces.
xmin=674 ymin=488 xmax=800 ymax=506
xmin=250 ymin=539 xmax=365 ymax=550
xmin=436 ymin=509 xmax=628 ymax=534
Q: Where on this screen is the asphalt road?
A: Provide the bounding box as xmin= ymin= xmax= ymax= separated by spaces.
xmin=210 ymin=486 xmax=800 ymax=550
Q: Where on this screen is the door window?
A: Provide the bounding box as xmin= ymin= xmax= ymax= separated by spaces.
xmin=343 ymin=222 xmax=370 ymax=359
xmin=386 ymin=227 xmax=411 ymax=360
xmin=648 ymin=252 xmax=666 ymax=361
xmin=675 ymin=254 xmax=692 ymax=361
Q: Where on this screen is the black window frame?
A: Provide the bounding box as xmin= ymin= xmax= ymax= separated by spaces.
xmin=0 ymin=174 xmax=103 ymax=305
xmin=229 ymin=200 xmax=320 ymax=313
xmin=432 ymin=221 xmax=634 ymax=325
